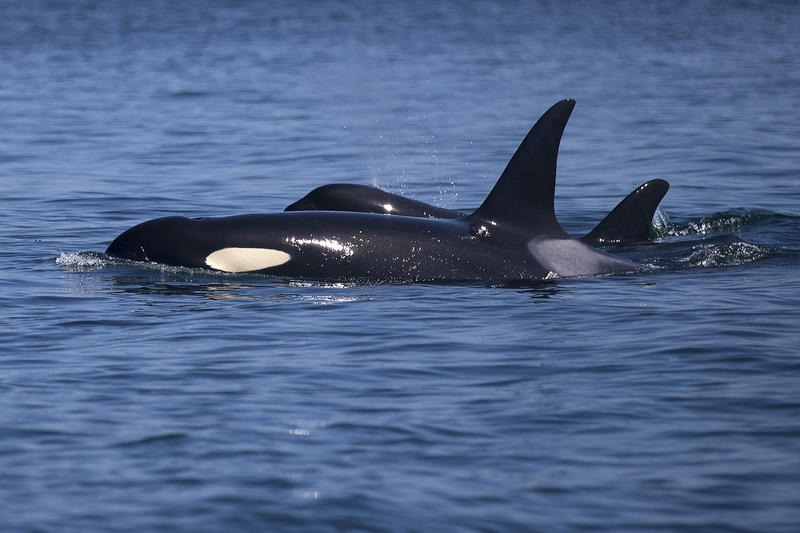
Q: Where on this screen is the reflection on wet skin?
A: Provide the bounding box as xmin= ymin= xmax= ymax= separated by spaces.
xmin=108 ymin=275 xmax=374 ymax=304
xmin=516 ymin=284 xmax=565 ymax=300
xmin=109 ymin=277 xmax=259 ymax=299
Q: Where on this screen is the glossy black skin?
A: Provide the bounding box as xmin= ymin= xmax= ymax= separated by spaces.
xmin=106 ymin=99 xmax=657 ymax=283
xmin=105 ymin=210 xmax=579 ymax=282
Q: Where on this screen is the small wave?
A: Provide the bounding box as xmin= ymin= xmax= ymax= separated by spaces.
xmin=168 ymin=89 xmax=211 ymax=99
xmin=55 ymin=251 xmax=109 ymax=271
xmin=115 ymin=432 xmax=189 ymax=448
xmin=664 ymin=209 xmax=781 ymax=237
xmin=678 ymin=241 xmax=775 ymax=268
xmin=643 ymin=208 xmax=798 ymax=271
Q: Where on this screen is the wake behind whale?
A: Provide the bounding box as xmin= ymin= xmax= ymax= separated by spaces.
xmin=104 ymin=100 xmax=670 ymax=283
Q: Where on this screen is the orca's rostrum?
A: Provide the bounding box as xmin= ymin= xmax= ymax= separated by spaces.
xmin=105 ymin=100 xmax=669 ymax=282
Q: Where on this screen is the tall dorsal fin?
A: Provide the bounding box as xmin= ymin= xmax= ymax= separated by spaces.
xmin=581 ymin=179 xmax=670 ymax=245
xmin=469 ymin=99 xmax=575 ymax=237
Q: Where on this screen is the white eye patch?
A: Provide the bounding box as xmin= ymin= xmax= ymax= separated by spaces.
xmin=205 ymin=247 xmax=291 ymax=273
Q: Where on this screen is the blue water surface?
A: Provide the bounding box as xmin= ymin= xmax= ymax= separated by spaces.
xmin=2 ymin=1 xmax=800 ymax=531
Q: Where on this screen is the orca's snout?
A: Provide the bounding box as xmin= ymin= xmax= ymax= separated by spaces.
xmin=105 ymin=228 xmax=148 ymax=261
xmin=105 ymin=216 xmax=197 ymax=264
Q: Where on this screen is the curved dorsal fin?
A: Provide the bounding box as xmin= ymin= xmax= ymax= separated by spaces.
xmin=581 ymin=179 xmax=670 ymax=245
xmin=469 ymin=99 xmax=575 ymax=237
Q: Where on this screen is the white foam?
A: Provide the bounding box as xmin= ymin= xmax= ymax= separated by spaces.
xmin=55 ymin=251 xmax=108 ymax=271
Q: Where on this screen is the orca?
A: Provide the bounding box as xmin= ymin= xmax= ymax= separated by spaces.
xmin=285 ymin=183 xmax=466 ymax=219
xmin=284 ymin=180 xmax=668 ymax=246
xmin=105 ymin=99 xmax=669 ymax=283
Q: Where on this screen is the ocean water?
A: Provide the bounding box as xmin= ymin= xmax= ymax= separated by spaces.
xmin=2 ymin=0 xmax=800 ymax=531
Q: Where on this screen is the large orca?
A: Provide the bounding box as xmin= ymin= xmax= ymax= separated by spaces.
xmin=284 ymin=181 xmax=668 ymax=246
xmin=105 ymin=99 xmax=669 ymax=283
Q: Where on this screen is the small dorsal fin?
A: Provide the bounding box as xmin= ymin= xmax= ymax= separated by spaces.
xmin=581 ymin=179 xmax=670 ymax=245
xmin=469 ymin=99 xmax=575 ymax=237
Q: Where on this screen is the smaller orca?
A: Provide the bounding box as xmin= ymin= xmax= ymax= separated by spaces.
xmin=106 ymin=99 xmax=669 ymax=283
xmin=284 ymin=180 xmax=668 ymax=246
xmin=285 ymin=183 xmax=465 ymax=219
